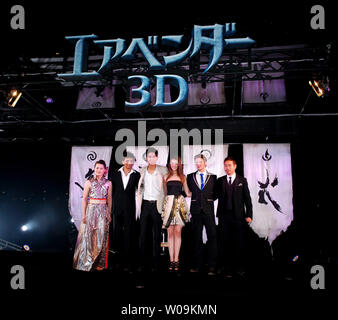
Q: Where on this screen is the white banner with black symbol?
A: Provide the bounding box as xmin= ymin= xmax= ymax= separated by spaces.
xmin=242 ymin=61 xmax=286 ymax=104
xmin=188 ymin=81 xmax=226 ymax=106
xmin=69 ymin=146 xmax=113 ymax=230
xmin=243 ymin=143 xmax=294 ymax=244
xmin=76 ymin=81 xmax=116 ymax=109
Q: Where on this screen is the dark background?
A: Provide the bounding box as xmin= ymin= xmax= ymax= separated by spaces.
xmin=0 ymin=0 xmax=336 ymax=308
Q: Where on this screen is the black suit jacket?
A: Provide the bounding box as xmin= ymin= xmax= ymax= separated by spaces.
xmin=111 ymin=170 xmax=140 ymax=216
xmin=187 ymin=171 xmax=217 ymax=216
xmin=215 ymin=174 xmax=253 ymax=220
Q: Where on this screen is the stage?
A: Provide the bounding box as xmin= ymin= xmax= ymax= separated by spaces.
xmin=0 ymin=1 xmax=337 ymax=316
xmin=1 ymin=250 xmax=335 ymax=302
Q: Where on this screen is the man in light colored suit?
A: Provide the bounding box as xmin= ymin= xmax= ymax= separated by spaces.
xmin=137 ymin=147 xmax=168 ymax=272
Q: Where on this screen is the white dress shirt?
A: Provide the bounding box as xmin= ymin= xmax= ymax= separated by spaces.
xmin=119 ymin=167 xmax=135 ymax=190
xmin=143 ymin=167 xmax=161 ymax=201
xmin=227 ymin=172 xmax=236 ymax=184
xmin=196 ymin=170 xmax=208 ymax=188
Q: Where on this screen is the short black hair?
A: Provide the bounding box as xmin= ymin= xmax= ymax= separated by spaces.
xmin=224 ymin=156 xmax=237 ymax=165
xmin=123 ymin=150 xmax=136 ymax=161
xmin=146 ymin=147 xmax=158 ymax=157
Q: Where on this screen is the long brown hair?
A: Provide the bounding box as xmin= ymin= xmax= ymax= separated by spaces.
xmin=166 ymin=156 xmax=185 ymax=183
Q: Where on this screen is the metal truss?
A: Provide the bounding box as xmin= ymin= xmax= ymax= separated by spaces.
xmin=0 ymin=43 xmax=332 ymax=129
xmin=0 ymin=238 xmax=24 ymax=251
xmin=0 ymin=44 xmax=330 ymax=88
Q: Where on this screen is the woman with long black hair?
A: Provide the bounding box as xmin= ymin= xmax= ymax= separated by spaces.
xmin=73 ymin=160 xmax=112 ymax=271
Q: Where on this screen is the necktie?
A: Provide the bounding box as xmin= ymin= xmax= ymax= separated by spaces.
xmin=229 ymin=176 xmax=232 ymax=185
xmin=200 ymin=173 xmax=204 ymax=190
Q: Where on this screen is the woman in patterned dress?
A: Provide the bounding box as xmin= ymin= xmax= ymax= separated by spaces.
xmin=73 ymin=160 xmax=112 ymax=271
xmin=162 ymin=157 xmax=191 ymax=272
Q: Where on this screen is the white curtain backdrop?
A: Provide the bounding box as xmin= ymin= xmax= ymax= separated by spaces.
xmin=69 ymin=146 xmax=113 ymax=230
xmin=243 ymin=143 xmax=294 ymax=244
xmin=183 ymin=144 xmax=229 ymax=242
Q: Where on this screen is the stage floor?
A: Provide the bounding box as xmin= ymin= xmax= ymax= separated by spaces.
xmin=1 ymin=250 xmax=335 ymax=306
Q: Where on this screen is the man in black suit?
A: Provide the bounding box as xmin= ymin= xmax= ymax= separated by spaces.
xmin=111 ymin=152 xmax=140 ymax=272
xmin=187 ymin=154 xmax=217 ymax=275
xmin=216 ymin=156 xmax=253 ymax=277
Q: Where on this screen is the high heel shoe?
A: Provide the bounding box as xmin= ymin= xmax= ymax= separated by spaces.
xmin=168 ymin=261 xmax=174 ymax=272
xmin=174 ymin=261 xmax=179 ymax=272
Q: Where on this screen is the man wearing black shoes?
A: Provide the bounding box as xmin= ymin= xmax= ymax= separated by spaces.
xmin=187 ymin=154 xmax=218 ymax=275
xmin=111 ymin=151 xmax=140 ymax=273
xmin=216 ymin=156 xmax=253 ymax=278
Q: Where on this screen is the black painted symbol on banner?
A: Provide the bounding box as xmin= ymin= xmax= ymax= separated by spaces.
xmin=260 ymin=92 xmax=269 ymax=102
xmin=91 ymin=101 xmax=102 ymax=108
xmin=262 ymin=149 xmax=272 ymax=161
xmin=258 ymin=149 xmax=285 ymax=214
xmin=75 ymin=168 xmax=95 ymax=192
xmin=87 ymin=151 xmax=97 ymax=161
xmin=85 ymin=168 xmax=94 ymax=179
xmin=75 ymin=182 xmax=83 ymax=191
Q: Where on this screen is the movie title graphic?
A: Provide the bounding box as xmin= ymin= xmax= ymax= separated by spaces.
xmin=58 ymin=23 xmax=255 ymax=108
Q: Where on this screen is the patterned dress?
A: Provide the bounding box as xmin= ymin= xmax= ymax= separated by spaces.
xmin=162 ymin=180 xmax=189 ymax=228
xmin=73 ymin=177 xmax=110 ymax=271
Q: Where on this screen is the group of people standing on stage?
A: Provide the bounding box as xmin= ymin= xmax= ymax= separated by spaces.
xmin=73 ymin=147 xmax=253 ymax=277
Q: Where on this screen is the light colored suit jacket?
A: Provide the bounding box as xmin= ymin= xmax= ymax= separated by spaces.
xmin=137 ymin=165 xmax=168 ymax=214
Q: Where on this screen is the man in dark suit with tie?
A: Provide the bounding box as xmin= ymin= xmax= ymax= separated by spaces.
xmin=111 ymin=151 xmax=140 ymax=272
xmin=216 ymin=156 xmax=253 ymax=277
xmin=187 ymin=154 xmax=218 ymax=275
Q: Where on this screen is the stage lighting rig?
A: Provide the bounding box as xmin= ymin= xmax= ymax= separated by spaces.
xmin=8 ymin=89 xmax=22 ymax=107
xmin=309 ymin=77 xmax=330 ymax=98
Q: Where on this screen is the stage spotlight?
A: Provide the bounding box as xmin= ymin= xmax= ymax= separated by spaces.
xmin=44 ymin=96 xmax=54 ymax=104
xmin=23 ymin=245 xmax=30 ymax=251
xmin=292 ymin=255 xmax=299 ymax=262
xmin=8 ymin=89 xmax=22 ymax=107
xmin=21 ymin=225 xmax=28 ymax=232
xmin=309 ymin=79 xmax=330 ymax=98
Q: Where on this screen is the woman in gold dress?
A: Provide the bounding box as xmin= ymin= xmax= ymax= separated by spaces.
xmin=73 ymin=160 xmax=112 ymax=271
xmin=162 ymin=157 xmax=191 ymax=272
